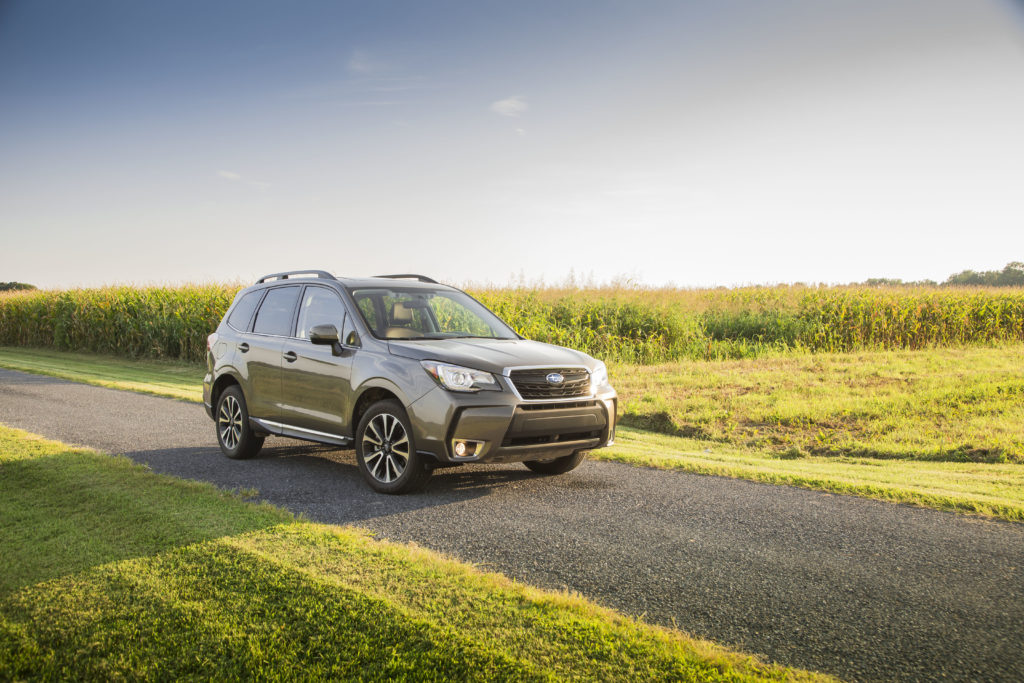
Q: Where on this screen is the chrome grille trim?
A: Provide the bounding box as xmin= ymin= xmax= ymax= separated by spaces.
xmin=506 ymin=366 xmax=592 ymax=400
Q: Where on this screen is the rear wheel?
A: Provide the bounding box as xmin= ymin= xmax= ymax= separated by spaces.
xmin=524 ymin=451 xmax=587 ymax=475
xmin=356 ymin=400 xmax=432 ymax=494
xmin=216 ymin=385 xmax=264 ymax=459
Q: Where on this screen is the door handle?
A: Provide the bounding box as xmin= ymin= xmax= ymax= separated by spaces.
xmin=238 ymin=343 xmax=250 ymax=353
xmin=283 ymin=351 xmax=298 ymax=363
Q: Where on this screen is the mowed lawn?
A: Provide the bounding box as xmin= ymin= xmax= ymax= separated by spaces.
xmin=0 ymin=346 xmax=202 ymax=402
xmin=612 ymin=345 xmax=1024 ymax=463
xmin=2 ymin=344 xmax=1023 ymax=521
xmin=600 ymin=427 xmax=1024 ymax=521
xmin=0 ymin=426 xmax=822 ymax=681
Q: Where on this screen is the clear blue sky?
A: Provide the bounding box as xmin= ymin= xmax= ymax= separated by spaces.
xmin=2 ymin=0 xmax=1023 ymax=288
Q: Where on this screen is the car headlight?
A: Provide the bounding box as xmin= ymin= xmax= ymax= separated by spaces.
xmin=422 ymin=361 xmax=500 ymax=392
xmin=590 ymin=361 xmax=609 ymax=392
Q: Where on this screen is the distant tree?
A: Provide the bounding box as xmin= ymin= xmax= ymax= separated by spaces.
xmin=997 ymin=261 xmax=1024 ymax=287
xmin=944 ymin=262 xmax=1024 ymax=287
xmin=0 ymin=282 xmax=36 ymax=292
xmin=861 ymin=277 xmax=938 ymax=287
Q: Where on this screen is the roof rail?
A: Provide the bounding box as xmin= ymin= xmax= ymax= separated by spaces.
xmin=256 ymin=270 xmax=336 ymax=284
xmin=373 ymin=273 xmax=439 ymax=284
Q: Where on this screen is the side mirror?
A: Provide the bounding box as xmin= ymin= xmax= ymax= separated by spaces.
xmin=309 ymin=324 xmax=340 ymax=345
xmin=345 ymin=330 xmax=360 ymax=348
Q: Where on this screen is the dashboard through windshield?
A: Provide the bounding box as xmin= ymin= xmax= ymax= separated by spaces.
xmin=348 ymin=287 xmax=519 ymax=341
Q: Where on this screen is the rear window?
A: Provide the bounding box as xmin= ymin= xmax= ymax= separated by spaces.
xmin=226 ymin=290 xmax=262 ymax=331
xmin=253 ymin=287 xmax=300 ymax=336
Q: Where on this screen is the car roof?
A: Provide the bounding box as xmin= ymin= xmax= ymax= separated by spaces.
xmin=336 ymin=276 xmax=457 ymax=291
xmin=249 ymin=273 xmax=458 ymax=292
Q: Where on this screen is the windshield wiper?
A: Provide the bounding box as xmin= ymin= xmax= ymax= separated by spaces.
xmin=387 ymin=334 xmax=448 ymax=341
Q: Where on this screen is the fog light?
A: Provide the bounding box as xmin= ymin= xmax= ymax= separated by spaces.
xmin=451 ymin=439 xmax=484 ymax=458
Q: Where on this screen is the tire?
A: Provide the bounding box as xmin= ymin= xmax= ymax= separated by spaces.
xmin=216 ymin=385 xmax=264 ymax=460
xmin=356 ymin=399 xmax=432 ymax=494
xmin=524 ymin=450 xmax=588 ymax=475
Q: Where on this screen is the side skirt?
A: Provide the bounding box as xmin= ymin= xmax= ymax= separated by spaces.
xmin=250 ymin=418 xmax=353 ymax=448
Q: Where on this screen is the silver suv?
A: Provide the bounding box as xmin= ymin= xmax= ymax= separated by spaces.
xmin=203 ymin=271 xmax=617 ymax=493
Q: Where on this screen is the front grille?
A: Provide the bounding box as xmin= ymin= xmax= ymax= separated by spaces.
xmin=509 ymin=368 xmax=591 ymax=400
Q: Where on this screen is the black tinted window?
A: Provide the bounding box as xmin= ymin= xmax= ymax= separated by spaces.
xmin=253 ymin=287 xmax=299 ymax=336
xmin=296 ymin=287 xmax=347 ymax=339
xmin=227 ymin=290 xmax=262 ymax=331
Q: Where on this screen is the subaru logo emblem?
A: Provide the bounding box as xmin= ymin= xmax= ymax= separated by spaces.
xmin=546 ymin=372 xmax=564 ymax=384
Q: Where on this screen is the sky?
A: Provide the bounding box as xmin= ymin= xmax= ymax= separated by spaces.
xmin=2 ymin=0 xmax=1023 ymax=289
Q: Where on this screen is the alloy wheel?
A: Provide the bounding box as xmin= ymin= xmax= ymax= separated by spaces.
xmin=218 ymin=394 xmax=243 ymax=450
xmin=361 ymin=413 xmax=410 ymax=483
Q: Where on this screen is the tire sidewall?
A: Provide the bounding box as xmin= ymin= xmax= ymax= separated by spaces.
xmin=216 ymin=385 xmax=260 ymax=459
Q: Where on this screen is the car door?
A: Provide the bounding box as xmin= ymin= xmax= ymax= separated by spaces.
xmin=246 ymin=285 xmax=301 ymax=423
xmin=279 ymin=285 xmax=355 ymax=438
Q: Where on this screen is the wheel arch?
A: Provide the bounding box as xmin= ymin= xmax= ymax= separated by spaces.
xmin=211 ymin=370 xmax=244 ymax=412
xmin=351 ymin=381 xmax=406 ymax=433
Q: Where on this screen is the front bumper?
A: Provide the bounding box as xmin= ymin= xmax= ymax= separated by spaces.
xmin=407 ymin=384 xmax=617 ymax=464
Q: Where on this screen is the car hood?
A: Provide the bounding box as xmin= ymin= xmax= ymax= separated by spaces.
xmin=386 ymin=338 xmax=594 ymax=375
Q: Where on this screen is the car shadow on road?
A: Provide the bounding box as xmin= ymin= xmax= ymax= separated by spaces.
xmin=121 ymin=438 xmax=542 ymax=526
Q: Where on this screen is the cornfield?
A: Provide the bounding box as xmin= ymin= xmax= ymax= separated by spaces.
xmin=0 ymin=285 xmax=237 ymax=362
xmin=1 ymin=284 xmax=1023 ymax=365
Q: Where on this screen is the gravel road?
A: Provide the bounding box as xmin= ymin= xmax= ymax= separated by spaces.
xmin=1 ymin=368 xmax=1022 ymax=682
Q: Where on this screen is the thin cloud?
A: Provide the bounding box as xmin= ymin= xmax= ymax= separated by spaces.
xmin=217 ymin=170 xmax=269 ymax=190
xmin=348 ymin=49 xmax=386 ymax=75
xmin=491 ymin=95 xmax=528 ymax=117
xmin=337 ymin=100 xmax=401 ymax=107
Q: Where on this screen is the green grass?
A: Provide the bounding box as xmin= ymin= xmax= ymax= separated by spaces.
xmin=611 ymin=345 xmax=1024 ymax=463
xmin=597 ymin=427 xmax=1024 ymax=521
xmin=4 ymin=345 xmax=1024 ymax=521
xmin=0 ymin=426 xmax=824 ymax=681
xmin=0 ymin=346 xmax=203 ymax=402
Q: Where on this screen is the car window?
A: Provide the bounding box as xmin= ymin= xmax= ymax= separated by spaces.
xmin=252 ymin=286 xmax=300 ymax=336
xmin=296 ymin=287 xmax=347 ymax=339
xmin=349 ymin=288 xmax=516 ymax=340
xmin=227 ymin=290 xmax=262 ymax=332
xmin=356 ymin=295 xmax=379 ymax=334
xmin=382 ymin=294 xmax=437 ymax=335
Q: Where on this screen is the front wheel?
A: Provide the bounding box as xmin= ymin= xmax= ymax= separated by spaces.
xmin=356 ymin=400 xmax=432 ymax=494
xmin=524 ymin=451 xmax=588 ymax=475
xmin=216 ymin=385 xmax=264 ymax=459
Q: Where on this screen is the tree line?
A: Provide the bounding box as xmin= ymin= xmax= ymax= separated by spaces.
xmin=864 ymin=262 xmax=1024 ymax=288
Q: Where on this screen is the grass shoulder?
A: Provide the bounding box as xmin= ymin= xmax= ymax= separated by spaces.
xmin=4 ymin=345 xmax=1022 ymax=522
xmin=0 ymin=346 xmax=203 ymax=402
xmin=597 ymin=427 xmax=1024 ymax=522
xmin=0 ymin=425 xmax=824 ymax=681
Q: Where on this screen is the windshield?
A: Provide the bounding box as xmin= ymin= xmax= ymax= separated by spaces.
xmin=349 ymin=287 xmax=519 ymax=341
